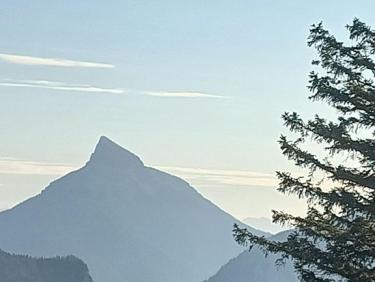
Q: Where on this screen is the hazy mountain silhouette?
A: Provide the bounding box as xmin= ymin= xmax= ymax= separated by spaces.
xmin=0 ymin=136 xmax=268 ymax=282
xmin=0 ymin=249 xmax=93 ymax=282
xmin=242 ymin=217 xmax=287 ymax=234
xmin=204 ymin=231 xmax=298 ymax=282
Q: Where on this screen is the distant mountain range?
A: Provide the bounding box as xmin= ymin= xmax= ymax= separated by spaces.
xmin=0 ymin=249 xmax=93 ymax=282
xmin=0 ymin=136 xmax=267 ymax=282
xmin=205 ymin=231 xmax=298 ymax=282
xmin=242 ymin=217 xmax=287 ymax=234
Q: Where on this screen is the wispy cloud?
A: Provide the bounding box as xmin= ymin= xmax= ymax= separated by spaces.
xmin=0 ymin=79 xmax=228 ymax=98
xmin=0 ymin=157 xmax=275 ymax=188
xmin=0 ymin=53 xmax=114 ymax=68
xmin=0 ymin=157 xmax=77 ymax=176
xmin=155 ymin=166 xmax=277 ymax=188
xmin=145 ymin=91 xmax=228 ymax=99
xmin=0 ymin=79 xmax=124 ymax=94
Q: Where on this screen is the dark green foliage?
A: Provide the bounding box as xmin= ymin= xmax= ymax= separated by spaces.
xmin=234 ymin=19 xmax=375 ymax=282
xmin=0 ymin=249 xmax=93 ymax=282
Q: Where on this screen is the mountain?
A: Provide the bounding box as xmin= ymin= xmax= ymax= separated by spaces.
xmin=204 ymin=231 xmax=298 ymax=282
xmin=0 ymin=249 xmax=93 ymax=282
xmin=0 ymin=136 xmax=268 ymax=282
xmin=242 ymin=217 xmax=286 ymax=234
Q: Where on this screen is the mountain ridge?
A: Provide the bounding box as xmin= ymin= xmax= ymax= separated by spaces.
xmin=204 ymin=230 xmax=298 ymax=282
xmin=0 ymin=136 xmax=267 ymax=282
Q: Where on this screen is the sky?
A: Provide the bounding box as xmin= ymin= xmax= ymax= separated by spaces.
xmin=1 ymin=1 xmax=375 ymax=226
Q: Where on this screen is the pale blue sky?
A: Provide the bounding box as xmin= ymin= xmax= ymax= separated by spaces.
xmin=1 ymin=1 xmax=374 ymax=223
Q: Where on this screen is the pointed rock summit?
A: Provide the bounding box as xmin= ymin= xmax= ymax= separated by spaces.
xmin=87 ymin=136 xmax=143 ymax=169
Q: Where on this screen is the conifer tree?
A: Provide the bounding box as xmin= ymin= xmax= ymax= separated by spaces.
xmin=233 ymin=19 xmax=375 ymax=282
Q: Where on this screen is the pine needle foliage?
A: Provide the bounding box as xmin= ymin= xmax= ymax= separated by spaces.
xmin=233 ymin=19 xmax=375 ymax=282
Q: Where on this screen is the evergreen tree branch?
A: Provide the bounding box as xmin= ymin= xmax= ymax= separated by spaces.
xmin=279 ymin=135 xmax=375 ymax=189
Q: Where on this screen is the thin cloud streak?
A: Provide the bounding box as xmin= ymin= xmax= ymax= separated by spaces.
xmin=0 ymin=53 xmax=114 ymax=68
xmin=0 ymin=157 xmax=77 ymax=176
xmin=145 ymin=91 xmax=229 ymax=99
xmin=155 ymin=166 xmax=278 ymax=188
xmin=0 ymin=79 xmax=227 ymax=98
xmin=0 ymin=157 xmax=275 ymax=188
xmin=0 ymin=79 xmax=124 ymax=94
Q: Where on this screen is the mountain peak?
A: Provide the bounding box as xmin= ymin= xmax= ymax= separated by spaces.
xmin=96 ymin=136 xmax=121 ymax=150
xmin=87 ymin=136 xmax=144 ymax=169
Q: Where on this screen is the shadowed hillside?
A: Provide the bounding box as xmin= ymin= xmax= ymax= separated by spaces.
xmin=0 ymin=249 xmax=93 ymax=282
xmin=205 ymin=231 xmax=298 ymax=282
